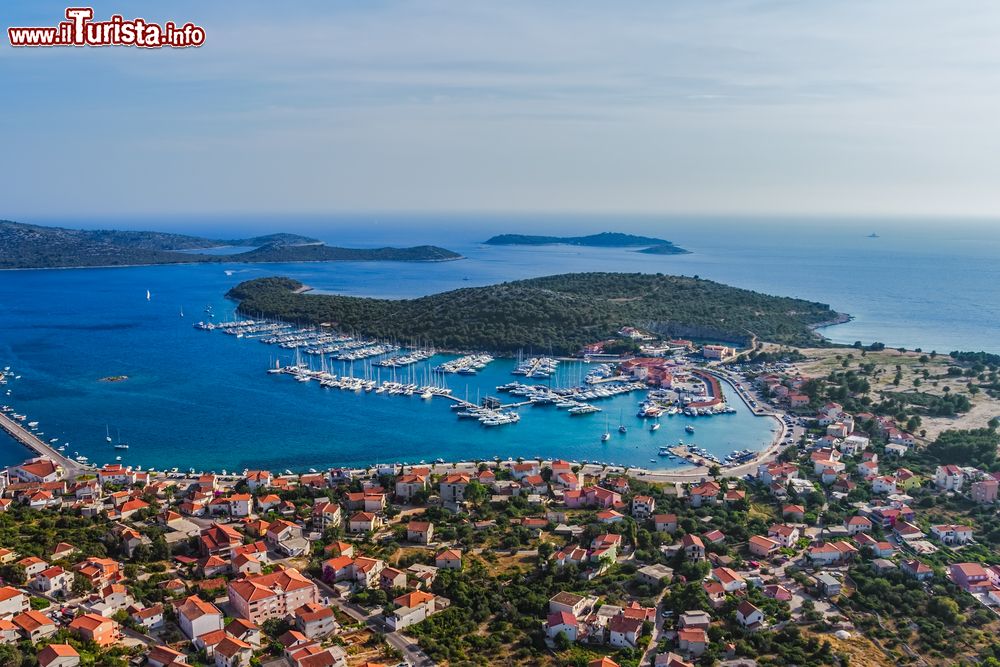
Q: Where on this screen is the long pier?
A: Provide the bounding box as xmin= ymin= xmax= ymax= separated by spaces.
xmin=0 ymin=412 xmax=83 ymax=476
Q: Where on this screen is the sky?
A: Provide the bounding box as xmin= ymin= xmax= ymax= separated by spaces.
xmin=4 ymin=1 xmax=1000 ymax=222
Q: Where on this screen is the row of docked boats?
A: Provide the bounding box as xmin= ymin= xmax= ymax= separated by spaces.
xmin=512 ymin=356 xmax=559 ymax=379
xmin=454 ymin=405 xmax=521 ymax=427
xmin=0 ymin=403 xmax=87 ymax=462
xmin=433 ymin=353 xmax=494 ymax=375
xmin=269 ymin=365 xmax=453 ymax=399
xmin=375 ymin=349 xmax=435 ymax=367
xmin=202 ymin=317 xmax=439 ymax=371
xmin=497 ymin=380 xmax=646 ymax=403
xmin=0 ymin=367 xmax=19 ymax=397
xmin=584 ymin=363 xmax=615 ymax=383
xmin=637 ymin=398 xmax=736 ymax=418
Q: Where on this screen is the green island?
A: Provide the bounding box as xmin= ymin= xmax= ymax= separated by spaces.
xmin=484 ymin=232 xmax=690 ymax=255
xmin=0 ymin=220 xmax=462 ymax=269
xmin=226 ymin=272 xmax=841 ymax=353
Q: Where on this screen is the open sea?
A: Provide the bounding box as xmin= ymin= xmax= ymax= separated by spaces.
xmin=1 ymin=215 xmax=998 ymax=472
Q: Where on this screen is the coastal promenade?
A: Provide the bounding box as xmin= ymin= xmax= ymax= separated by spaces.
xmin=0 ymin=411 xmax=83 ymax=476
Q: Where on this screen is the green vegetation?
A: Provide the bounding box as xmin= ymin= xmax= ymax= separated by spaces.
xmin=926 ymin=427 xmax=1000 ymax=469
xmin=0 ymin=220 xmax=460 ymax=269
xmin=232 ymin=242 xmax=460 ymax=263
xmin=228 ymin=272 xmax=840 ymax=353
xmin=843 ymin=563 xmax=997 ymax=661
xmin=636 ymin=243 xmax=691 ymax=255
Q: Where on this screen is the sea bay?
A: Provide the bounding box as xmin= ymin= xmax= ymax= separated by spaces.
xmin=2 ymin=216 xmax=998 ymax=471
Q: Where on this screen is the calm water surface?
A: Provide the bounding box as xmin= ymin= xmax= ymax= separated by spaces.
xmin=2 ymin=216 xmax=997 ymax=471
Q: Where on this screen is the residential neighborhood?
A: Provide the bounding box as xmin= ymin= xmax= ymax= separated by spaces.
xmin=0 ymin=351 xmax=999 ymax=667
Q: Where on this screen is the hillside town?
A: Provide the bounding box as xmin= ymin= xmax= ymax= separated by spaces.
xmin=1 ymin=359 xmax=1000 ymax=667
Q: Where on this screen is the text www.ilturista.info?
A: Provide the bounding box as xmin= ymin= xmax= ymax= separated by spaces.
xmin=8 ymin=7 xmax=205 ymax=48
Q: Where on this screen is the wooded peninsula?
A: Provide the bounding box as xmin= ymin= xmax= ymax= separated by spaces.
xmin=0 ymin=220 xmax=462 ymax=269
xmin=226 ymin=272 xmax=841 ymax=354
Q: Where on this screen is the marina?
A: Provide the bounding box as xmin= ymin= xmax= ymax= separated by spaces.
xmin=0 ymin=252 xmax=783 ymax=473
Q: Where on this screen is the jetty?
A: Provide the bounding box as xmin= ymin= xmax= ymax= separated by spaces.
xmin=669 ymin=445 xmax=715 ymax=467
xmin=0 ymin=411 xmax=83 ymax=476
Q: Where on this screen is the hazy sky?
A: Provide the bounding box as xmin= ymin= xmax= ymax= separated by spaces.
xmin=4 ymin=1 xmax=1000 ymax=220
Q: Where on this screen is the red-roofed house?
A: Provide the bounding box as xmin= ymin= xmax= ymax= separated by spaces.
xmin=681 ymin=534 xmax=705 ymax=561
xmin=177 ymin=595 xmax=224 ymax=640
xmin=653 ymin=514 xmax=677 ymax=534
xmin=68 ymin=613 xmax=119 ymax=647
xmin=545 ymin=610 xmax=578 ymax=641
xmin=227 ymin=568 xmax=319 ymax=624
xmin=950 ymin=562 xmax=990 ymax=592
xmin=436 ymin=549 xmax=463 ymax=570
xmin=37 ymin=644 xmax=79 ymax=667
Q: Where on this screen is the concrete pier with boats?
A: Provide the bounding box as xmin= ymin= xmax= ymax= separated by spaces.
xmin=0 ymin=411 xmax=83 ymax=476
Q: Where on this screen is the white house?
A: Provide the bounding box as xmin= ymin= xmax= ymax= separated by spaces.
xmin=935 ymin=465 xmax=964 ymax=491
xmin=177 ymin=595 xmax=223 ymax=640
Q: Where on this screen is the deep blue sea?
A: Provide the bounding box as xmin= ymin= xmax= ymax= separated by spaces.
xmin=2 ymin=216 xmax=998 ymax=472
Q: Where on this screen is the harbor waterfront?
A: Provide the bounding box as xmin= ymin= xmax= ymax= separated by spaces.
xmin=2 ymin=220 xmax=1000 ymax=473
xmin=0 ymin=334 xmax=779 ymax=473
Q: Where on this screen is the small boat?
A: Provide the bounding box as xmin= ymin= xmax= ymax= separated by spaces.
xmin=685 ymin=425 xmax=695 ymax=434
xmin=115 ymin=456 xmax=122 ymax=461
xmin=179 ymin=307 xmax=185 ymax=318
xmin=601 ymin=418 xmax=611 ymax=442
xmin=105 ymin=425 xmax=112 ymax=443
xmin=114 ymin=444 xmax=129 ymax=450
xmin=146 ymin=289 xmax=151 ymax=301
xmin=650 ymin=421 xmax=660 ymax=432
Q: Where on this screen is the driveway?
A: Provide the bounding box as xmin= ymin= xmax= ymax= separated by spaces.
xmin=309 ymin=573 xmax=436 ymax=667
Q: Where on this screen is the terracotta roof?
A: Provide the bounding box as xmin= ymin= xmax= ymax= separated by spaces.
xmin=178 ymin=595 xmax=220 ymax=620
xmin=38 ymin=644 xmax=79 ymax=666
xmin=228 ymin=568 xmax=314 ymax=603
xmin=13 ymin=610 xmax=54 ymax=632
xmin=215 ymin=635 xmax=252 ymax=658
xmin=69 ymin=613 xmax=112 ymax=632
xmin=546 ymin=610 xmax=576 ymax=627
xmin=295 ymin=602 xmax=334 ymax=622
xmin=393 ymin=590 xmax=435 ymax=609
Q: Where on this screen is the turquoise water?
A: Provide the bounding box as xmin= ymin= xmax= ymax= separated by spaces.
xmin=2 ymin=217 xmax=998 ymax=471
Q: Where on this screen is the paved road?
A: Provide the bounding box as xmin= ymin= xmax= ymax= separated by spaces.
xmin=639 ymin=588 xmax=670 ymax=666
xmin=309 ymin=573 xmax=436 ymax=667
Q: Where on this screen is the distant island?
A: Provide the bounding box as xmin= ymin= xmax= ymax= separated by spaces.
xmin=484 ymin=231 xmax=690 ymax=255
xmin=230 ymin=242 xmax=461 ymax=263
xmin=227 ymin=272 xmax=841 ymax=353
xmin=0 ymin=220 xmax=462 ymax=269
